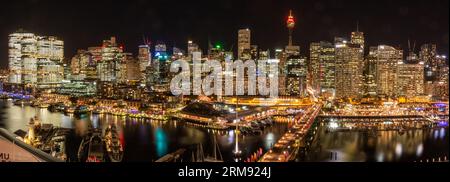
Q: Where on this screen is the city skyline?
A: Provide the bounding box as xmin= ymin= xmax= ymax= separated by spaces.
xmin=0 ymin=0 xmax=449 ymax=68
xmin=0 ymin=0 xmax=448 ymax=167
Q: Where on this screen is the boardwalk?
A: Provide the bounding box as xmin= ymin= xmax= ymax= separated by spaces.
xmin=259 ymin=104 xmax=321 ymax=162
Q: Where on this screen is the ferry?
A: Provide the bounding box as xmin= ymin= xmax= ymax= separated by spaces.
xmin=104 ymin=124 xmax=123 ymax=162
xmin=92 ymin=107 xmax=107 ymax=114
xmin=206 ymin=122 xmax=230 ymax=130
xmin=13 ymin=99 xmax=33 ymax=106
xmin=48 ymin=102 xmax=66 ymax=112
xmin=64 ymin=107 xmax=75 ymax=114
xmin=74 ymin=105 xmax=89 ymax=115
xmin=38 ymin=103 xmax=50 ymax=108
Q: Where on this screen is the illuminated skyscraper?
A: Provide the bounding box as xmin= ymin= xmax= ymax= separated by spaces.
xmin=373 ymin=45 xmax=403 ymax=97
xmin=96 ymin=37 xmax=124 ymax=82
xmin=334 ymin=37 xmax=364 ymax=99
xmin=397 ymin=49 xmax=424 ymax=98
xmin=363 ymin=47 xmax=378 ymax=97
xmin=310 ymin=41 xmax=335 ymax=97
xmin=70 ymin=50 xmax=90 ymax=76
xmin=127 ymin=57 xmax=141 ymax=82
xmin=419 ymin=44 xmax=437 ymax=81
xmin=434 ymin=55 xmax=449 ymax=98
xmin=146 ymin=42 xmax=171 ymax=92
xmin=237 ymin=29 xmax=251 ymax=60
xmin=350 ymin=25 xmax=364 ymax=49
xmin=286 ymin=55 xmax=308 ymax=96
xmin=138 ymin=44 xmax=152 ymax=81
xmin=8 ymin=31 xmax=37 ymax=84
xmin=8 ymin=30 xmax=64 ymax=89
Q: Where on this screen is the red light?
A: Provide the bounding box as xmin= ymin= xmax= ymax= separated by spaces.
xmin=287 ymin=16 xmax=295 ymax=23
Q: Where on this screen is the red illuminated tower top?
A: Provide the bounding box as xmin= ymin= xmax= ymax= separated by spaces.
xmin=286 ymin=10 xmax=295 ymax=29
xmin=286 ymin=10 xmax=295 ymax=46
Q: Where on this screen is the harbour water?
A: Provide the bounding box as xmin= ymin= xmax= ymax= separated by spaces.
xmin=0 ymin=100 xmax=448 ymax=162
xmin=0 ymin=100 xmax=287 ymax=162
xmin=306 ymin=120 xmax=449 ymax=162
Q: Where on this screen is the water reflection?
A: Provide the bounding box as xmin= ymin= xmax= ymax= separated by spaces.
xmin=154 ymin=128 xmax=168 ymax=158
xmin=265 ymin=133 xmax=275 ymax=150
xmin=0 ymin=100 xmax=288 ymax=162
xmin=308 ymin=119 xmax=449 ymax=162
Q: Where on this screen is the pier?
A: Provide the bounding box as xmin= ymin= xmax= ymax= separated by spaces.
xmin=259 ymin=104 xmax=322 ymax=162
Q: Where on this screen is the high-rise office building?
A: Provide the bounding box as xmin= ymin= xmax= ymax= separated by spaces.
xmin=433 ymin=55 xmax=449 ymax=98
xmin=285 ymin=55 xmax=308 ymax=96
xmin=70 ymin=50 xmax=90 ymax=76
xmin=138 ymin=44 xmax=151 ymax=84
xmin=373 ymin=45 xmax=403 ymax=97
xmin=363 ymin=47 xmax=378 ymax=97
xmin=334 ymin=37 xmax=364 ymax=98
xmin=127 ymin=56 xmax=141 ymax=82
xmin=237 ymin=29 xmax=251 ymax=60
xmin=420 ymin=44 xmax=437 ymax=81
xmin=396 ymin=51 xmax=424 ymax=98
xmin=96 ymin=37 xmax=124 ymax=82
xmin=8 ymin=30 xmax=64 ymax=89
xmin=310 ymin=41 xmax=335 ymax=96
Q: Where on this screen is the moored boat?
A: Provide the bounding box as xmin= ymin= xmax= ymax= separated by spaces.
xmin=86 ymin=130 xmax=105 ymax=162
xmin=104 ymin=124 xmax=123 ymax=162
xmin=74 ymin=105 xmax=89 ymax=115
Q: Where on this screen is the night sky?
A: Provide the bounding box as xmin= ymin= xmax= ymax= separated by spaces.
xmin=0 ymin=0 xmax=448 ymax=68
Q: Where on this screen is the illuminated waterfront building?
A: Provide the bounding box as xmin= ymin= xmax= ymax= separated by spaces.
xmin=8 ymin=30 xmax=64 ymax=89
xmin=57 ymin=79 xmax=96 ymax=97
xmin=285 ymin=55 xmax=308 ymax=96
xmin=334 ymin=37 xmax=364 ymax=99
xmin=420 ymin=44 xmax=448 ymax=99
xmin=420 ymin=44 xmax=438 ymax=81
xmin=396 ymin=58 xmax=424 ymax=98
xmin=363 ymin=47 xmax=378 ymax=97
xmin=127 ymin=57 xmax=141 ymax=82
xmin=36 ymin=59 xmax=64 ymax=89
xmin=372 ymin=45 xmax=403 ymax=98
xmin=8 ymin=31 xmax=36 ymax=84
xmin=70 ymin=50 xmax=90 ymax=77
xmin=433 ymin=55 xmax=449 ymax=98
xmin=237 ymin=28 xmax=251 ymax=60
xmin=96 ymin=37 xmax=125 ymax=82
xmin=146 ymin=42 xmax=171 ymax=92
xmin=310 ymin=41 xmax=335 ymax=96
xmin=35 ymin=36 xmax=64 ymax=89
xmin=138 ymin=44 xmax=151 ymax=83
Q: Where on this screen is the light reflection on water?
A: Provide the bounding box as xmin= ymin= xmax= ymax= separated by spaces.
xmin=2 ymin=99 xmax=447 ymax=162
xmin=0 ymin=100 xmax=288 ymax=162
xmin=154 ymin=127 xmax=168 ymax=158
xmin=308 ymin=119 xmax=449 ymax=162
